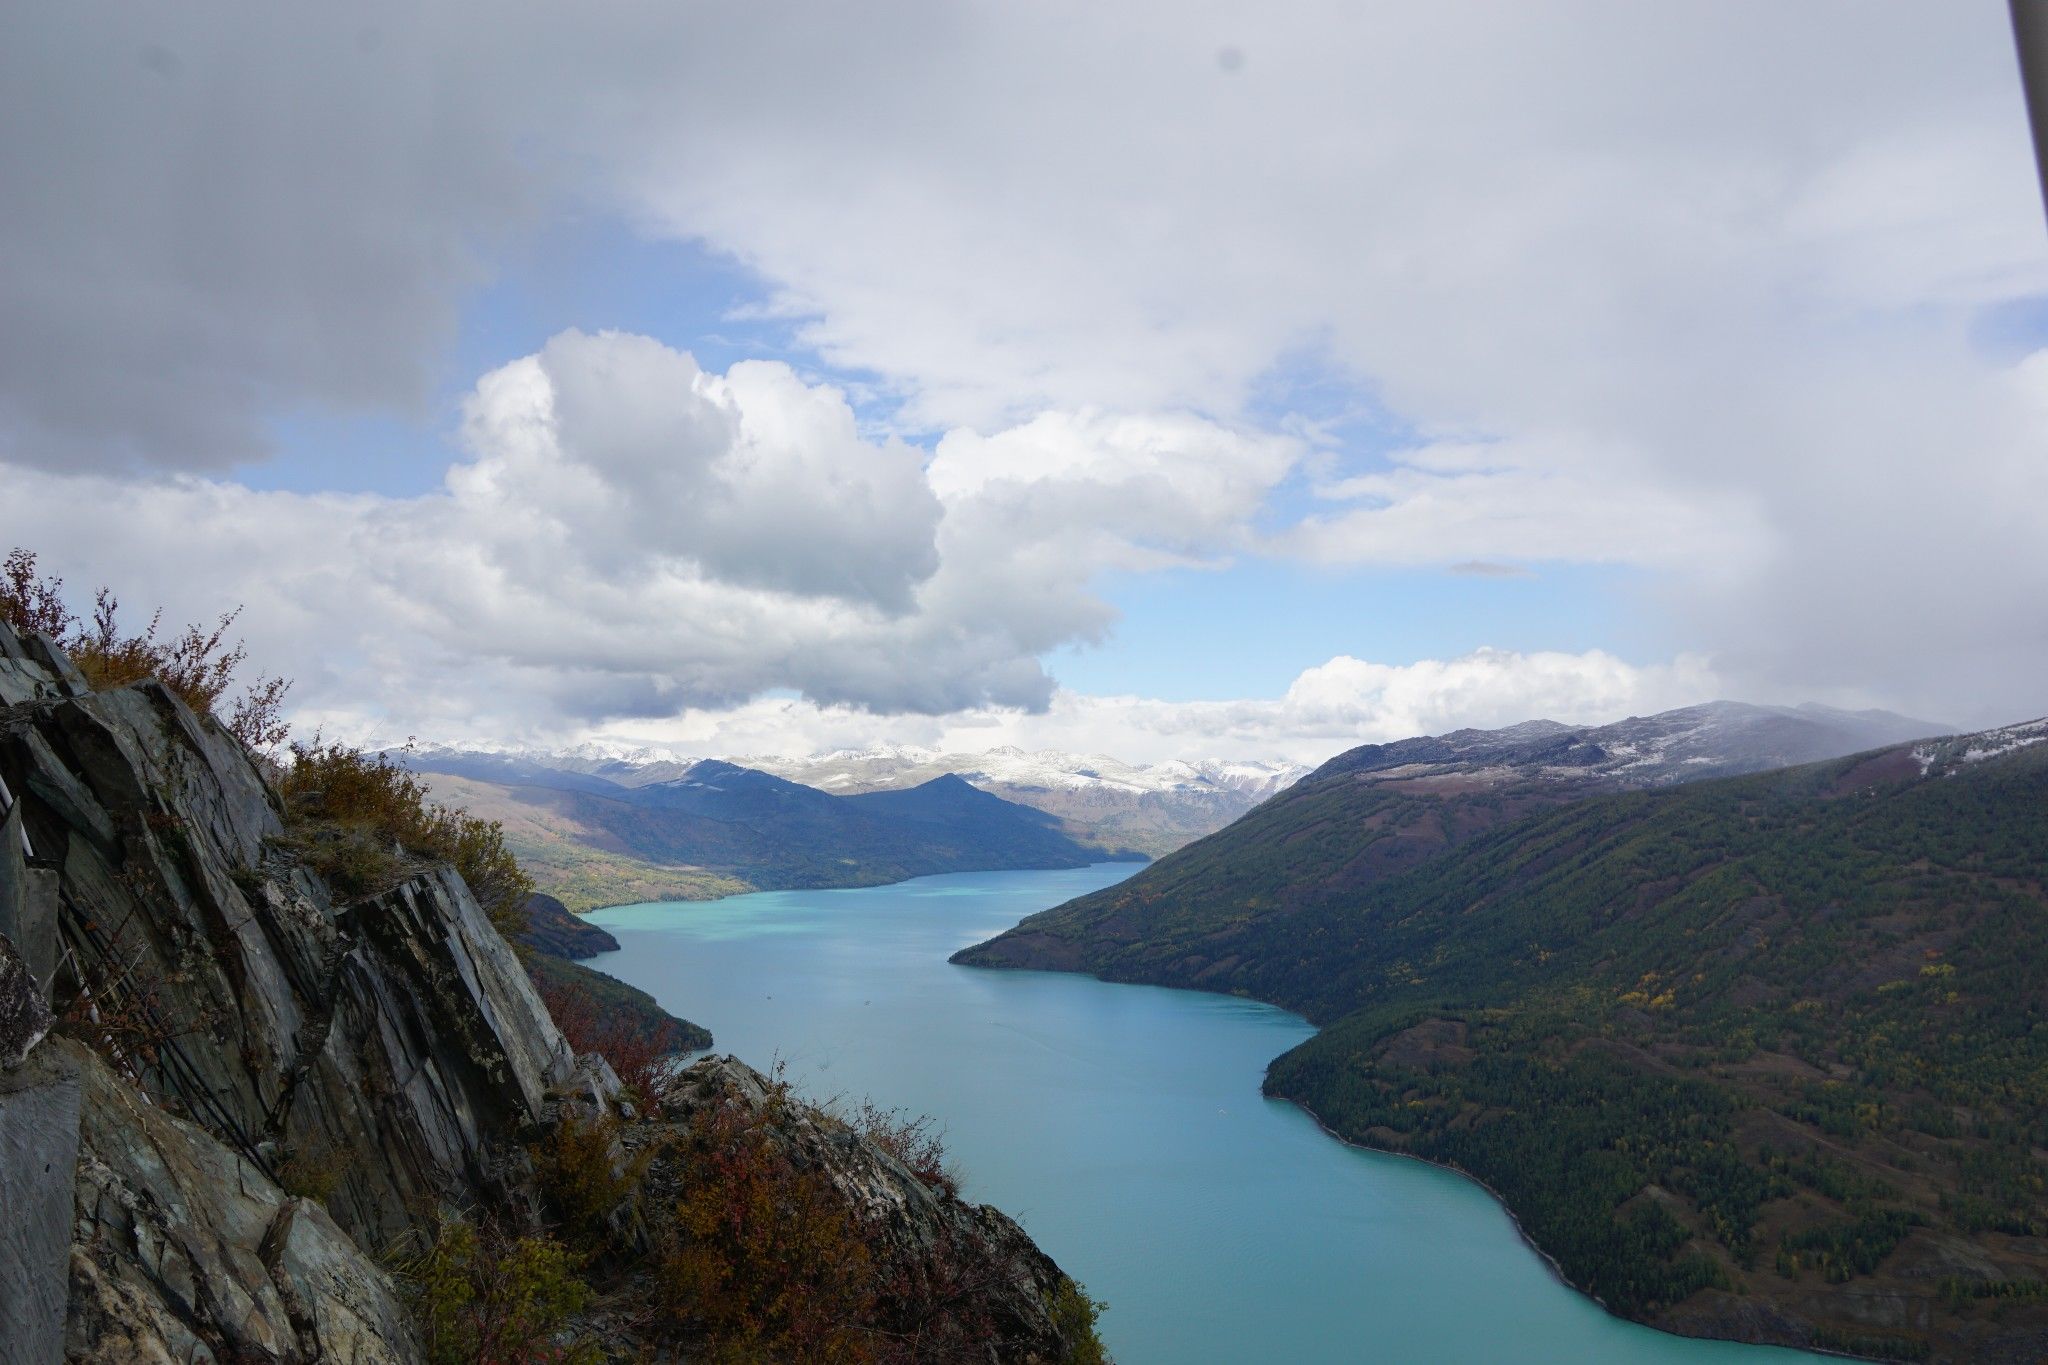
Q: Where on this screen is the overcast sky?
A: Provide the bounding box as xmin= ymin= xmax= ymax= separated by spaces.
xmin=3 ymin=2 xmax=2043 ymax=765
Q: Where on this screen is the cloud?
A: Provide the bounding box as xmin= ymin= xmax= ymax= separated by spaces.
xmin=456 ymin=330 xmax=942 ymax=611
xmin=4 ymin=2 xmax=2046 ymax=739
xmin=0 ymin=332 xmax=1299 ymax=734
xmin=604 ymin=2 xmax=2048 ymax=726
xmin=1282 ymin=433 xmax=1767 ymax=573
xmin=565 ymin=647 xmax=1726 ymax=768
xmin=0 ymin=4 xmax=548 ymax=471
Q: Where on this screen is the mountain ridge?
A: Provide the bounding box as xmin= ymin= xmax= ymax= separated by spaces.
xmin=410 ymin=739 xmax=1307 ymax=858
xmin=956 ymin=700 xmax=1943 ymax=984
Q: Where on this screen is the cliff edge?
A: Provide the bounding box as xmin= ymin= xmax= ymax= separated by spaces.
xmin=0 ymin=617 xmax=1104 ymax=1363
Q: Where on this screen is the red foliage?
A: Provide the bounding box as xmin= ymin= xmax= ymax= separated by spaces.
xmin=535 ymin=973 xmax=684 ymax=1106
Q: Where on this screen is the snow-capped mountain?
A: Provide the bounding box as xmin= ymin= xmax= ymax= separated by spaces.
xmin=737 ymin=746 xmax=1309 ymax=854
xmin=741 ymin=745 xmax=1304 ymax=799
xmin=400 ymin=740 xmax=1308 ymax=856
xmin=1310 ymin=700 xmax=1944 ymax=790
xmin=1911 ymin=716 xmax=2048 ymax=777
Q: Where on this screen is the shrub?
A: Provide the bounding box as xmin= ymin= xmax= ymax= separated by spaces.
xmin=276 ymin=1140 xmax=353 ymax=1207
xmin=1047 ymin=1278 xmax=1112 ymax=1365
xmin=533 ymin=969 xmax=688 ymax=1107
xmin=53 ymin=909 xmax=190 ymax=1094
xmin=278 ymin=740 xmax=532 ymax=934
xmin=1 ymin=547 xmax=73 ymax=637
xmin=527 ymin=1111 xmax=650 ymax=1254
xmin=848 ymin=1101 xmax=960 ymax=1199
xmin=1 ymin=548 xmax=290 ymax=750
xmin=658 ymin=1083 xmax=880 ymax=1363
xmin=404 ymin=1214 xmax=599 ymax=1365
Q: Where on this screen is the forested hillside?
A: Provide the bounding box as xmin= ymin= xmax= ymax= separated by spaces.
xmin=962 ymin=721 xmax=2048 ymax=1362
xmin=956 ymin=701 xmax=1933 ymax=988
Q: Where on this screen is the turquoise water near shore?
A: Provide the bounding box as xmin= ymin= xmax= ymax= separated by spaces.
xmin=589 ymin=864 xmax=1827 ymax=1364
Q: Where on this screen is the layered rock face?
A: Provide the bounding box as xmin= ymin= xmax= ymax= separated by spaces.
xmin=0 ymin=619 xmax=1097 ymax=1363
xmin=0 ymin=616 xmax=577 ymax=1358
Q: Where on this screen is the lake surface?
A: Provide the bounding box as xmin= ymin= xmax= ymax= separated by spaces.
xmin=589 ymin=864 xmax=1826 ymax=1364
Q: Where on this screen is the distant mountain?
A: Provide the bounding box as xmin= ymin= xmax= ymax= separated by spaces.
xmin=413 ymin=740 xmax=1307 ymax=857
xmin=400 ymin=748 xmax=1137 ymax=908
xmin=1306 ymin=700 xmax=1942 ymax=789
xmin=956 ymin=701 xmax=1941 ymax=981
xmin=742 ymin=744 xmax=1310 ymax=856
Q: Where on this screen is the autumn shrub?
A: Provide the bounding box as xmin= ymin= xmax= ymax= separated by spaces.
xmin=849 ymin=1101 xmax=960 ymax=1199
xmin=1 ymin=548 xmax=73 ymax=637
xmin=659 ymin=1084 xmax=881 ymax=1364
xmin=405 ymin=1213 xmax=599 ymax=1365
xmin=1 ymin=547 xmax=291 ymax=749
xmin=277 ymin=740 xmax=531 ymax=934
xmin=53 ymin=909 xmax=193 ymax=1096
xmin=535 ymin=970 xmax=688 ymax=1107
xmin=527 ymin=1111 xmax=651 ymax=1254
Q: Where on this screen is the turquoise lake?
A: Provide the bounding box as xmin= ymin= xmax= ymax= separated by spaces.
xmin=589 ymin=864 xmax=1828 ymax=1364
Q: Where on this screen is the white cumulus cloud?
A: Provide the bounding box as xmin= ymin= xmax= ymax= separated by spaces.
xmin=1 ymin=332 xmax=1307 ymax=737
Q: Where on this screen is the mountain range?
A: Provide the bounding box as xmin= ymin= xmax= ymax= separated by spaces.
xmin=414 ymin=740 xmax=1307 ymax=859
xmin=401 ymin=747 xmax=1142 ymax=910
xmin=954 ymin=703 xmax=2048 ymax=1360
xmin=744 ymin=745 xmax=1307 ymax=855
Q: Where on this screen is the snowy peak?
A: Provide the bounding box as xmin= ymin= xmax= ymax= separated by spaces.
xmin=1314 ymin=700 xmax=1944 ymax=790
xmin=1911 ymin=717 xmax=2048 ymax=777
xmin=739 ymin=745 xmax=1310 ymax=800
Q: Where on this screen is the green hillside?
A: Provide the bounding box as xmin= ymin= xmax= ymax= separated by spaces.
xmin=961 ymin=728 xmax=2048 ymax=1361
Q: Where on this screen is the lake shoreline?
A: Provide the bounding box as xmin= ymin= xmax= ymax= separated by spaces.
xmin=950 ymin=950 xmax=1868 ymax=1363
xmin=947 ymin=896 xmax=1862 ymax=1362
xmin=1272 ymin=1096 xmax=1866 ymax=1364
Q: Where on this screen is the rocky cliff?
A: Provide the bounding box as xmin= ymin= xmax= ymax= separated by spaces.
xmin=0 ymin=618 xmax=1102 ymax=1363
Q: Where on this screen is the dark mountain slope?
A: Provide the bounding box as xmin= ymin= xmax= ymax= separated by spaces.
xmin=978 ymin=717 xmax=2048 ymax=1361
xmin=957 ymin=701 xmax=1936 ymax=984
xmin=517 ymin=890 xmax=621 ymax=958
xmin=841 ymin=773 xmax=1106 ymax=864
xmin=514 ymin=891 xmax=714 ymax=1054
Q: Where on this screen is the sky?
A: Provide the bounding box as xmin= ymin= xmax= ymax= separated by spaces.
xmin=2 ymin=2 xmax=2044 ymax=766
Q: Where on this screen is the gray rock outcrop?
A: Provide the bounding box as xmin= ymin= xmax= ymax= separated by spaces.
xmin=0 ymin=616 xmax=575 ymax=1360
xmin=60 ymin=1036 xmax=417 ymax=1363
